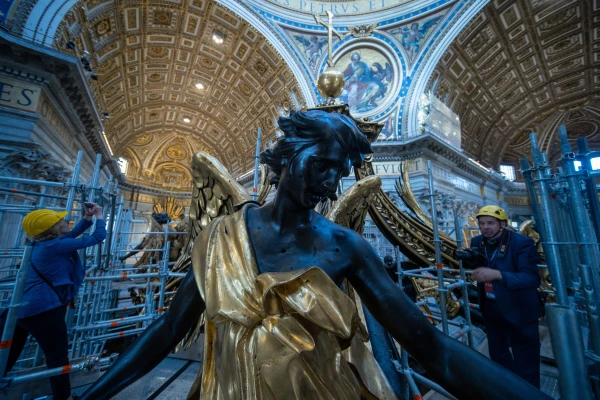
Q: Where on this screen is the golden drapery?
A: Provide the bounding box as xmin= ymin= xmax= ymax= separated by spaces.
xmin=190 ymin=205 xmax=395 ymax=400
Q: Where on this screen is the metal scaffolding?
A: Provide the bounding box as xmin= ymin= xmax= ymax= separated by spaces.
xmin=384 ymin=160 xmax=476 ymax=400
xmin=0 ymin=150 xmax=186 ymax=398
xmin=518 ymin=125 xmax=600 ymax=400
xmin=4 ymin=126 xmax=595 ymax=398
xmin=363 ymin=160 xmax=478 ymax=399
xmin=0 ymin=147 xmax=479 ymax=399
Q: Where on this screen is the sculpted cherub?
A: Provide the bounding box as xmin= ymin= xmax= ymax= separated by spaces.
xmin=81 ymin=110 xmax=549 ymax=400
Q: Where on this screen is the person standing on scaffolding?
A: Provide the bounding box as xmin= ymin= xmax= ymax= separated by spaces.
xmin=456 ymin=205 xmax=542 ymax=388
xmin=4 ymin=203 xmax=106 ymax=400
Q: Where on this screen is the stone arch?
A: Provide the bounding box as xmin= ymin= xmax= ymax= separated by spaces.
xmin=21 ymin=0 xmax=315 ymax=106
xmin=121 ymin=148 xmax=142 ymax=180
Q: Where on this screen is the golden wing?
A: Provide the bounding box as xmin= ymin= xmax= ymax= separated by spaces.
xmin=395 ymin=162 xmax=455 ymax=246
xmin=396 ymin=162 xmax=434 ymax=230
xmin=326 ymin=175 xmax=381 ymax=234
xmin=256 ymin=164 xmax=272 ymax=204
xmin=356 ymin=158 xmax=458 ymax=268
xmin=518 ymin=220 xmax=539 ymax=243
xmin=519 ymin=219 xmax=544 ymax=261
xmin=519 ymin=220 xmax=551 ymax=295
xmin=167 ymin=152 xmax=251 ymax=349
xmin=168 ymin=151 xmax=250 ymax=290
xmin=365 ymin=22 xmax=379 ymax=35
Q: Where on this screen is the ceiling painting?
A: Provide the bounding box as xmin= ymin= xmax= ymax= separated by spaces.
xmin=388 ymin=9 xmax=446 ymax=63
xmin=336 ymin=48 xmax=394 ymax=114
xmin=287 ymin=29 xmax=330 ymax=74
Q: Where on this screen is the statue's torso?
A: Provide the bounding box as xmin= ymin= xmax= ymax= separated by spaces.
xmin=246 ymin=206 xmax=355 ymax=286
xmin=193 ymin=206 xmax=395 ymax=400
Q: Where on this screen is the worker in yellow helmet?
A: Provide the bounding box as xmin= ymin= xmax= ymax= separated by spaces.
xmin=456 ymin=205 xmax=542 ymax=388
xmin=4 ymin=203 xmax=106 ymax=400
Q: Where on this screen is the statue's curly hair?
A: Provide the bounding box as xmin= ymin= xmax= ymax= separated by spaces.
xmin=260 ymin=110 xmax=372 ymax=186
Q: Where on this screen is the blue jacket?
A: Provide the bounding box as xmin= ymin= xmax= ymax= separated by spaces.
xmin=470 ymin=230 xmax=541 ymax=324
xmin=18 ymin=218 xmax=107 ymax=319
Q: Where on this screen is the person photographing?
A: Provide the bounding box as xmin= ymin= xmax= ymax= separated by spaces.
xmin=455 ymin=205 xmax=542 ymax=388
xmin=4 ymin=203 xmax=106 ymax=400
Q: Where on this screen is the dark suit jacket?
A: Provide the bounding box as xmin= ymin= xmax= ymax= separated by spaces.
xmin=470 ymin=231 xmax=541 ymax=324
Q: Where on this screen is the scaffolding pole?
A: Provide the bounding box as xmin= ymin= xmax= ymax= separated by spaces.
xmin=426 ymin=160 xmax=449 ymax=335
xmin=519 ymin=127 xmax=600 ymax=398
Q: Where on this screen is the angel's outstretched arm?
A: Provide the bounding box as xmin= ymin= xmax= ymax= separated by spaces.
xmin=80 ymin=269 xmax=204 ymax=400
xmin=348 ymin=237 xmax=550 ymax=400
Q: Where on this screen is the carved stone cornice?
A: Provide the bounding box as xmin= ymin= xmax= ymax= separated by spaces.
xmin=0 ymin=147 xmax=70 ymax=182
xmin=504 ymin=184 xmax=528 ymax=196
xmin=0 ymin=30 xmax=119 ymax=178
xmin=373 ymin=134 xmax=510 ymax=186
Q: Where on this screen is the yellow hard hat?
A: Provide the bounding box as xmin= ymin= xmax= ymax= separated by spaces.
xmin=476 ymin=205 xmax=508 ymax=222
xmin=22 ymin=209 xmax=68 ymax=236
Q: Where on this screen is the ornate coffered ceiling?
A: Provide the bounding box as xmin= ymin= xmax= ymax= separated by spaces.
xmin=54 ymin=0 xmax=303 ymax=191
xmin=427 ymin=0 xmax=600 ymax=170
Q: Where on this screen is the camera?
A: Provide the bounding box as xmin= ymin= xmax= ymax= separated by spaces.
xmin=454 ymin=248 xmax=480 ymax=261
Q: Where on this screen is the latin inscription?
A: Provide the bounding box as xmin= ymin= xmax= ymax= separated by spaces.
xmin=0 ymin=77 xmax=41 ymax=112
xmin=265 ymin=0 xmax=407 ymax=14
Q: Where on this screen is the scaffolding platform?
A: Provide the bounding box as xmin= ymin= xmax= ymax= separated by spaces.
xmin=69 ymin=357 xmax=201 ymax=400
xmin=3 ymin=357 xmax=103 ymax=400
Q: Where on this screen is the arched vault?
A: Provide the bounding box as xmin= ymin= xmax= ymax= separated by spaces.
xmin=22 ymin=0 xmax=311 ymax=191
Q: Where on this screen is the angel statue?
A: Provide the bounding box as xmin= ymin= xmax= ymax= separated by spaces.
xmin=81 ymin=110 xmax=548 ymax=400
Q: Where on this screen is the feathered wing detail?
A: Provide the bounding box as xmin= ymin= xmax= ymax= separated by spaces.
xmin=356 ymin=159 xmax=458 ymax=268
xmin=256 ymin=164 xmax=272 ymax=204
xmin=189 ymin=152 xmax=251 ymax=242
xmin=293 ymin=34 xmax=311 ymax=48
xmin=167 ymin=151 xmax=251 ymax=350
xmin=396 ymin=162 xmax=455 ymax=243
xmin=419 ymin=16 xmax=443 ymax=35
xmin=326 ymin=175 xmax=381 ymax=234
xmin=346 ymin=23 xmax=379 ymax=38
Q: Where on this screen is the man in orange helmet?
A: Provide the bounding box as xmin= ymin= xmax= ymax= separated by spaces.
xmin=457 ymin=205 xmax=542 ymax=388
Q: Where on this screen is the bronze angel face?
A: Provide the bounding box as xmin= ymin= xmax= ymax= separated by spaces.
xmin=278 ymin=139 xmax=348 ymax=209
